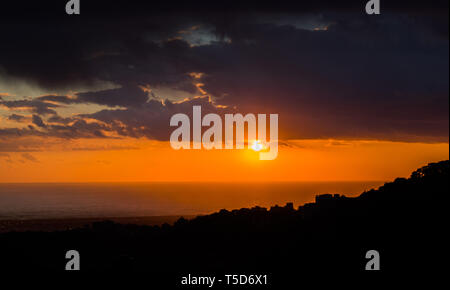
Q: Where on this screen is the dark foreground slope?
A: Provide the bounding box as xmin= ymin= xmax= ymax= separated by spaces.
xmin=0 ymin=161 xmax=447 ymax=281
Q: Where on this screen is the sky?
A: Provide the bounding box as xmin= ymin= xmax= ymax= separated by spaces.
xmin=0 ymin=0 xmax=448 ymax=182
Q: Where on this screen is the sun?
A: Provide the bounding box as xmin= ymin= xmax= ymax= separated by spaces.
xmin=251 ymin=140 xmax=264 ymax=152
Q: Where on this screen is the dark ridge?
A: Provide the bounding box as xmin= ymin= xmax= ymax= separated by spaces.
xmin=0 ymin=160 xmax=447 ymax=279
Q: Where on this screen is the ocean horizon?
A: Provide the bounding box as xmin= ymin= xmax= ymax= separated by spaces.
xmin=0 ymin=181 xmax=384 ymax=220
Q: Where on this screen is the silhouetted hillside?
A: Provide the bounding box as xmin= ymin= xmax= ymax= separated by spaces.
xmin=0 ymin=161 xmax=447 ymax=282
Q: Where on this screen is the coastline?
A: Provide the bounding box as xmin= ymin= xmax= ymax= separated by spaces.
xmin=0 ymin=215 xmax=196 ymax=233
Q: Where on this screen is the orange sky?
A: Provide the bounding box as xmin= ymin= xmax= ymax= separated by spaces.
xmin=0 ymin=137 xmax=448 ymax=183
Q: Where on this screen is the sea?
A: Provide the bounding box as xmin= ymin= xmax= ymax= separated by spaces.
xmin=0 ymin=182 xmax=384 ymax=220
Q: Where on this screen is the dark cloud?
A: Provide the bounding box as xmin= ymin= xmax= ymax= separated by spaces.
xmin=82 ymin=96 xmax=231 ymax=140
xmin=2 ymin=96 xmax=229 ymax=141
xmin=0 ymin=118 xmax=111 ymax=140
xmin=32 ymin=115 xmax=47 ymax=128
xmin=0 ymin=128 xmax=37 ymax=139
xmin=192 ymin=17 xmax=449 ymax=141
xmin=21 ymin=153 xmax=39 ymax=163
xmin=7 ymin=114 xmax=29 ymax=123
xmin=46 ymin=115 xmax=73 ymax=125
xmin=2 ymin=1 xmax=446 ymax=90
xmin=37 ymin=87 xmax=151 ymax=108
xmin=71 ymin=146 xmax=139 ymax=152
xmin=36 ymin=95 xmax=81 ymax=105
xmin=0 ymin=2 xmax=448 ymax=142
xmin=0 ymin=99 xmax=58 ymax=115
xmin=76 ymin=85 xmax=150 ymax=107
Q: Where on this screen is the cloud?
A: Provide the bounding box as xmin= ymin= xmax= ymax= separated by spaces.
xmin=21 ymin=153 xmax=39 ymax=163
xmin=0 ymin=99 xmax=58 ymax=115
xmin=0 ymin=118 xmax=112 ymax=140
xmin=0 ymin=135 xmax=141 ymax=153
xmin=7 ymin=114 xmax=30 ymax=123
xmin=46 ymin=115 xmax=74 ymax=125
xmin=1 ymin=95 xmax=229 ymax=141
xmin=0 ymin=152 xmax=13 ymax=164
xmin=76 ymin=85 xmax=150 ymax=107
xmin=32 ymin=115 xmax=46 ymax=128
xmin=35 ymin=86 xmax=159 ymax=108
xmin=0 ymin=5 xmax=448 ymax=143
xmin=81 ymin=96 xmax=231 ymax=140
xmin=148 ymin=17 xmax=446 ymax=142
xmin=37 ymin=95 xmax=80 ymax=105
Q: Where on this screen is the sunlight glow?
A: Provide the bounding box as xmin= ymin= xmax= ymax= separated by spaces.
xmin=251 ymin=140 xmax=264 ymax=152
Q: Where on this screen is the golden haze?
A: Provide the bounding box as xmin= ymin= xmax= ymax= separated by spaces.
xmin=0 ymin=137 xmax=448 ymax=183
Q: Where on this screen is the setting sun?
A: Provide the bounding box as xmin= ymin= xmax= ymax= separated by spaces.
xmin=251 ymin=140 xmax=264 ymax=152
